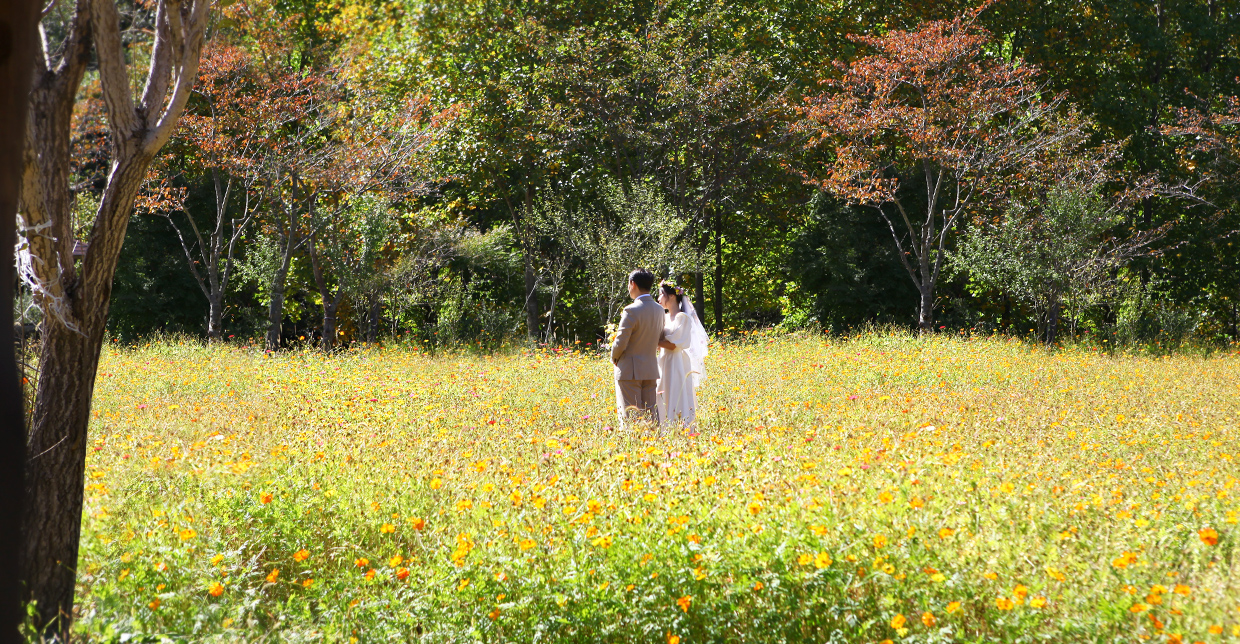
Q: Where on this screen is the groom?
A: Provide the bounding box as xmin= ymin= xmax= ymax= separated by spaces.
xmin=610 ymin=269 xmax=663 ymax=426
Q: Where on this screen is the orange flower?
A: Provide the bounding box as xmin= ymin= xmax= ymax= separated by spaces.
xmin=753 ymin=581 xmax=764 ymax=591
xmin=1198 ymin=528 xmax=1219 ymax=546
xmin=872 ymin=534 xmax=888 ymax=548
xmin=302 ymin=578 xmax=314 ymax=588
xmin=488 ymin=608 xmax=501 ymax=621
xmin=355 ymin=558 xmax=369 ymax=568
xmin=396 ymin=567 xmax=410 ymax=581
xmin=148 ymin=598 xmax=160 ymax=610
xmin=292 ymin=549 xmax=309 ymax=562
xmin=1112 ymin=552 xmax=1138 ymax=568
xmin=938 ymin=527 xmax=954 ymax=539
xmin=365 ymin=569 xmax=376 ymax=580
xmin=411 ymin=517 xmax=426 ymax=530
xmin=890 ymin=613 xmax=907 ymax=629
xmin=260 ymin=492 xmax=273 ymax=504
xmin=667 ymin=634 xmax=680 ymax=644
xmin=208 ymin=582 xmax=224 ymax=597
xmin=178 ymin=528 xmax=197 ymax=541
xmin=995 ymin=597 xmax=1015 ymax=610
xmin=380 ymin=523 xmax=396 ymax=534
xmin=878 ymin=491 xmax=894 ymax=504
xmin=266 ymin=568 xmax=279 ymax=583
xmin=921 ymin=612 xmax=936 ymax=627
xmin=389 ymin=555 xmax=403 ymax=567
xmin=676 ymin=595 xmax=692 ymax=612
xmin=945 ymin=601 xmax=961 ymax=614
xmin=1013 ymin=585 xmax=1029 ymax=600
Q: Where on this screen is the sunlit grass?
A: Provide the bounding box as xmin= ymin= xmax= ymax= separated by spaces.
xmin=75 ymin=331 xmax=1240 ymax=642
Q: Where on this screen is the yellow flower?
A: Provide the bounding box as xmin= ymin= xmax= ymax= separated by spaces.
xmin=878 ymin=491 xmax=894 ymax=504
xmin=814 ymin=552 xmax=833 ymax=569
xmin=429 ymin=478 xmax=443 ymax=490
xmin=872 ymin=534 xmax=888 ymax=548
xmin=1030 ymin=596 xmax=1047 ymax=608
xmin=667 ymin=634 xmax=680 ymax=644
xmin=389 ymin=555 xmax=403 ymax=567
xmin=1013 ymin=585 xmax=1029 ymax=600
xmin=591 ymin=535 xmax=613 ymax=548
xmin=747 ymin=500 xmax=763 ymax=514
xmin=380 ymin=523 xmax=396 ymax=534
xmin=995 ymin=597 xmax=1015 ymax=610
xmin=798 ymin=553 xmax=812 ymax=566
xmin=178 ymin=528 xmax=197 ymax=541
xmin=983 ymin=571 xmax=998 ymax=580
xmin=519 ymin=538 xmax=536 ymax=551
xmin=210 ymin=554 xmax=224 ymax=565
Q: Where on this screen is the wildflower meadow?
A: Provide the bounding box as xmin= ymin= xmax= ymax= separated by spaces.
xmin=71 ymin=332 xmax=1239 ymax=642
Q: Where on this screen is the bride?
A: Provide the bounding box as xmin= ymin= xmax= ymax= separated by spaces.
xmin=655 ymin=282 xmax=709 ymax=427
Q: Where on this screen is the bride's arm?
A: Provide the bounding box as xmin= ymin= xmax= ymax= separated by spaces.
xmin=658 ymin=319 xmax=688 ymax=350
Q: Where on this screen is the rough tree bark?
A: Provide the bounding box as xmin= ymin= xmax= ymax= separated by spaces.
xmin=1 ymin=0 xmax=40 ymax=640
xmin=18 ymin=0 xmax=211 ymax=634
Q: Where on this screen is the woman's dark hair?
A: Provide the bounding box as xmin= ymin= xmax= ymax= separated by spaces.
xmin=660 ymin=283 xmax=683 ymax=303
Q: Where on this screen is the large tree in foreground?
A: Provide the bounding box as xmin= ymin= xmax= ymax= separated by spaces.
xmin=18 ymin=0 xmax=212 ymax=634
xmin=795 ymin=14 xmax=1088 ymax=331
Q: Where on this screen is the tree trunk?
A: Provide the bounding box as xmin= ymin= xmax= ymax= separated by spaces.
xmin=917 ymin=282 xmax=934 ymax=332
xmin=22 ymin=322 xmax=100 ymax=636
xmin=1046 ymin=295 xmax=1061 ymax=345
xmin=0 ymin=0 xmax=39 ymax=638
xmin=265 ymin=233 xmax=294 ymax=351
xmin=24 ymin=152 xmax=151 ymax=637
xmin=713 ymin=209 xmax=723 ymax=332
xmin=366 ymin=297 xmax=381 ymax=343
xmin=208 ymin=291 xmax=224 ymax=340
xmin=524 ymin=260 xmax=539 ymax=340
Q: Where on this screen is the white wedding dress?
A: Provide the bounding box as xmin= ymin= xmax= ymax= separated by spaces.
xmin=657 ymin=297 xmax=708 ymax=427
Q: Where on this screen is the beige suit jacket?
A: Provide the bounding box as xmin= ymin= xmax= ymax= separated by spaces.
xmin=610 ymin=294 xmax=664 ymax=381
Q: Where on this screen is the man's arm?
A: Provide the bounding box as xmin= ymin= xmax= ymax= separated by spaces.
xmin=610 ymin=308 xmax=635 ymax=365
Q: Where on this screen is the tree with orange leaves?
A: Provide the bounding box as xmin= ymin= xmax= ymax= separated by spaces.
xmin=795 ymin=12 xmax=1090 ymax=332
xmin=140 ymin=42 xmax=319 ymax=341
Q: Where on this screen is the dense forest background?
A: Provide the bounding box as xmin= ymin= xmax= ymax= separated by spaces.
xmin=34 ymin=0 xmax=1240 ymax=348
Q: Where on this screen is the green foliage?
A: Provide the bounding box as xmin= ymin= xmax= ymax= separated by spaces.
xmin=952 ymin=185 xmax=1132 ymax=342
xmin=788 ymin=193 xmax=918 ymax=332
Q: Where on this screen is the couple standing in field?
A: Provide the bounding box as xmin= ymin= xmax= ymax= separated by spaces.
xmin=609 ymin=269 xmax=709 ymax=428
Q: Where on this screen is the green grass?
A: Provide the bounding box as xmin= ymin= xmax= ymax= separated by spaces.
xmin=69 ymin=331 xmax=1240 ymax=642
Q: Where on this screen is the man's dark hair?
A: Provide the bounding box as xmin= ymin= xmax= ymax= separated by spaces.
xmin=628 ymin=269 xmax=655 ymax=292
